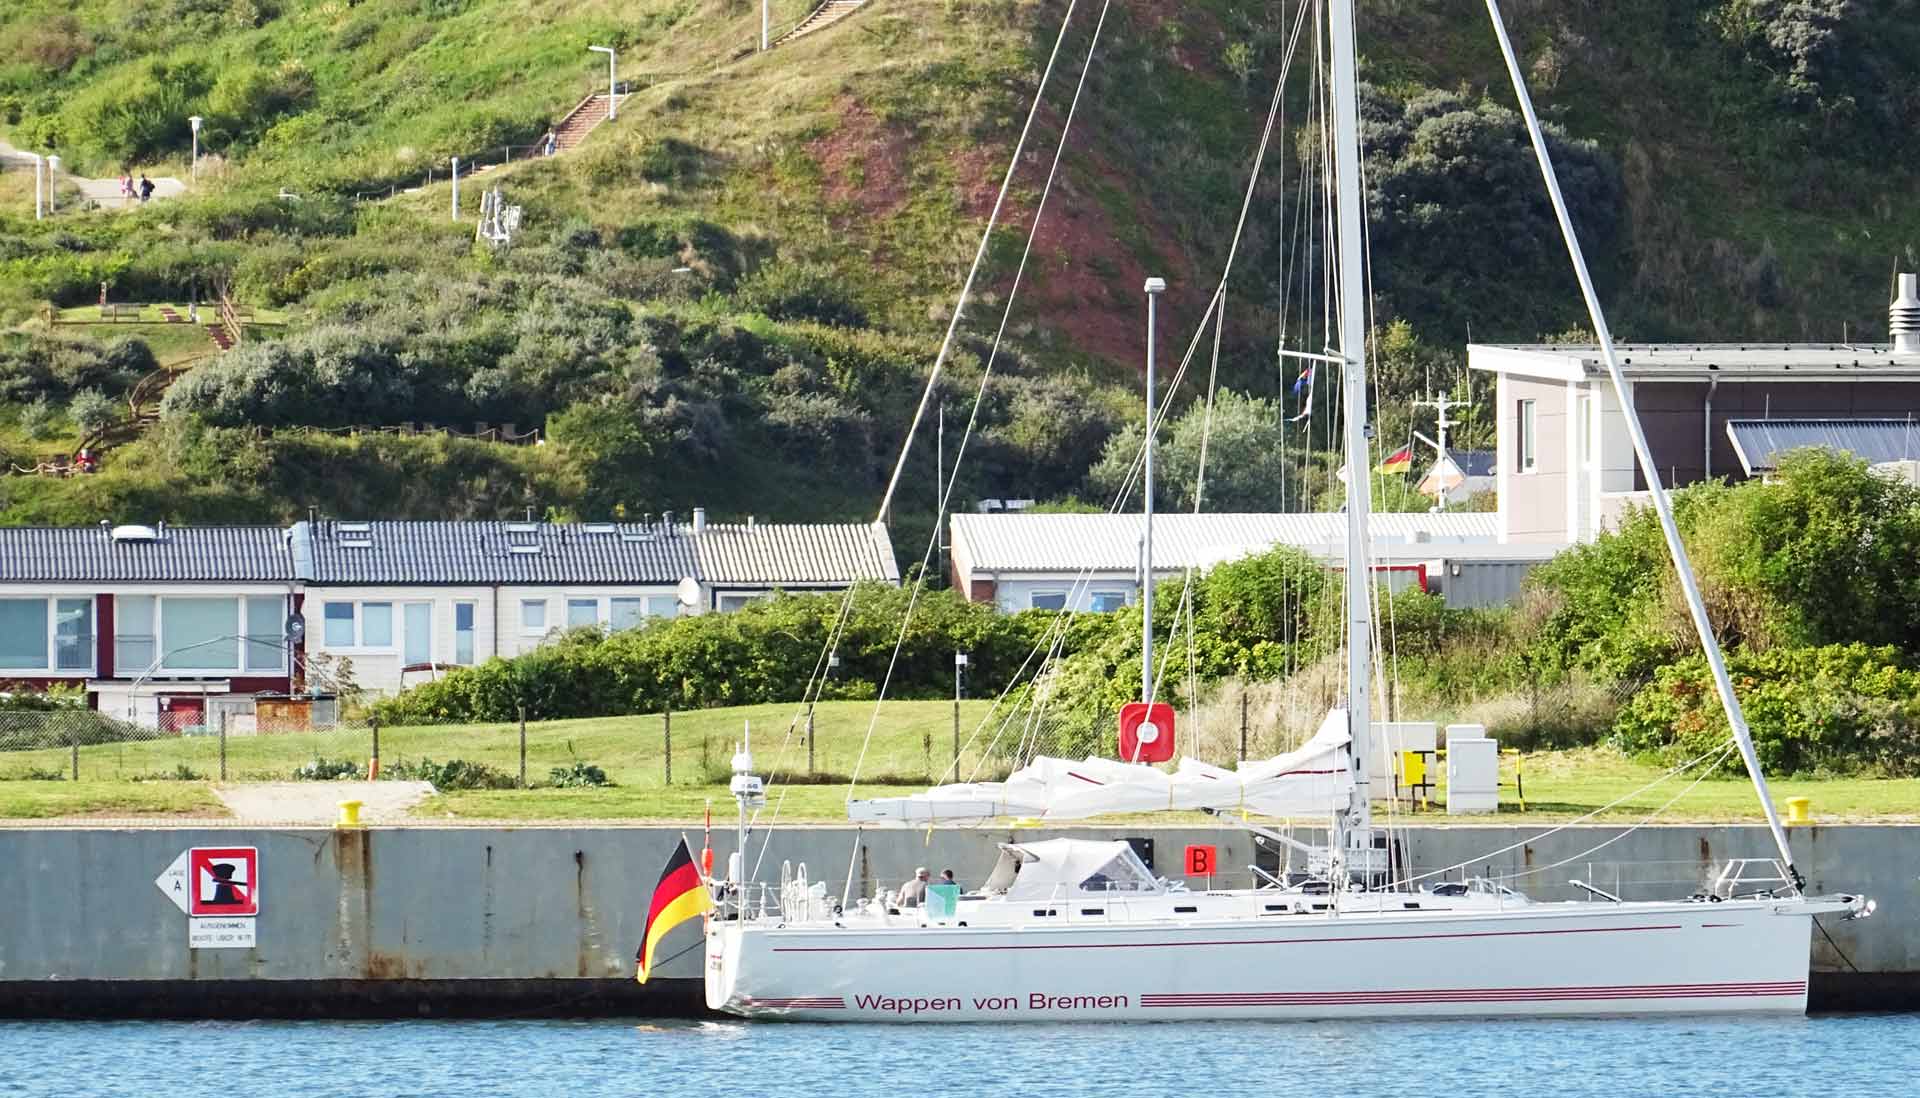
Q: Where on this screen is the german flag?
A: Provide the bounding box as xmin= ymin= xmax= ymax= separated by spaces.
xmin=636 ymin=837 xmax=712 ymax=984
xmin=1377 ymin=446 xmax=1413 ymax=475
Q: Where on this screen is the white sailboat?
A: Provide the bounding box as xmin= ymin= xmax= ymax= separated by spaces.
xmin=696 ymin=0 xmax=1874 ymax=1021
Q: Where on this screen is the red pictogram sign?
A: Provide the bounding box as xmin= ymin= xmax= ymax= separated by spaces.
xmin=1184 ymin=844 xmax=1217 ymax=876
xmin=188 ymin=847 xmax=258 ymax=917
xmin=1118 ymin=702 xmax=1177 ymax=763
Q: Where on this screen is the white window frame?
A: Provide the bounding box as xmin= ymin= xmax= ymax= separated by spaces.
xmin=320 ymin=599 xmax=403 ymax=653
xmin=520 ymin=598 xmax=550 ymax=636
xmin=154 ymin=596 xmax=272 ymax=676
xmin=565 ymin=598 xmax=602 ymax=629
xmin=322 ymin=601 xmax=357 ymax=647
xmin=1029 ymin=590 xmax=1069 ymax=611
xmin=1088 ymin=590 xmax=1129 ymax=613
xmin=0 ymin=596 xmax=97 ymax=675
xmin=453 ymin=601 xmax=477 ymax=666
xmin=402 ymin=601 xmax=434 ymax=666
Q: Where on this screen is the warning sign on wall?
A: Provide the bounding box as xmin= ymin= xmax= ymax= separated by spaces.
xmin=156 ymin=846 xmax=259 ymax=948
xmin=188 ymin=847 xmax=258 ymax=917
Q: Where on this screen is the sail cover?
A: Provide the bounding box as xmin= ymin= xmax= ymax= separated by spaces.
xmin=847 ymin=709 xmax=1355 ymax=824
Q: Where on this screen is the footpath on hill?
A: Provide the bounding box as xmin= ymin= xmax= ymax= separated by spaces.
xmin=0 ymin=138 xmax=186 ymax=208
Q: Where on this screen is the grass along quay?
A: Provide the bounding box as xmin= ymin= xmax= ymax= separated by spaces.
xmin=2 ymin=700 xmax=1918 ymax=823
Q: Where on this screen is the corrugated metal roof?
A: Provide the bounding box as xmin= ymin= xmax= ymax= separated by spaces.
xmin=1472 ymin=342 xmax=1920 ymax=379
xmin=299 ymin=520 xmax=899 ymax=587
xmin=299 ymin=520 xmax=699 ymax=585
xmin=0 ymin=524 xmax=290 ymax=583
xmin=951 ymin=512 xmax=1500 ymax=573
xmin=1726 ymin=419 xmax=1920 ymax=474
xmin=695 ymin=522 xmax=900 ymax=587
xmin=1449 ymin=450 xmax=1497 ymax=478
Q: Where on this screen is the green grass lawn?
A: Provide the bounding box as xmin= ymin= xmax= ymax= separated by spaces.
xmin=4 ymin=703 xmax=1917 ymax=823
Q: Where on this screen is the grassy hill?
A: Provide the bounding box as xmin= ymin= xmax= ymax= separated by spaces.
xmin=3 ymin=1 xmax=1920 ymax=534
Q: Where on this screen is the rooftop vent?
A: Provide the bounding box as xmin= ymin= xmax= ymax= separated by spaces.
xmin=583 ymin=523 xmax=616 ymax=535
xmin=337 ymin=521 xmax=374 ymax=548
xmin=1893 ymin=274 xmax=1920 ymax=355
xmin=692 ymin=507 xmax=707 ymax=535
xmin=110 ymin=524 xmax=160 ymax=543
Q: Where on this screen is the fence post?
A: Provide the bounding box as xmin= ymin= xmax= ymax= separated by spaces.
xmin=518 ymin=706 xmax=528 ymax=789
xmin=70 ymin=714 xmax=80 ymax=781
xmin=370 ymin=714 xmax=380 ymax=780
xmin=1240 ymin=691 xmax=1249 ymax=762
xmin=219 ymin=711 xmax=228 ymax=782
xmin=806 ymin=707 xmax=815 ymax=776
xmin=663 ymin=705 xmax=672 ymax=786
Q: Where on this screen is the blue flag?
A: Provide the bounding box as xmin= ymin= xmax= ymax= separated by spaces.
xmin=1292 ymin=364 xmax=1313 ymax=397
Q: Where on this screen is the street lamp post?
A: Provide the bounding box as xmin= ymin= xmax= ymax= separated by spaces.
xmin=45 ymin=155 xmax=59 ymax=214
xmin=189 ymin=115 xmax=203 ymax=180
xmin=450 ymin=156 xmax=460 ymax=221
xmin=762 ymin=0 xmax=770 ymax=51
xmin=32 ymin=153 xmax=44 ymax=220
xmin=587 ymin=45 xmax=617 ymax=120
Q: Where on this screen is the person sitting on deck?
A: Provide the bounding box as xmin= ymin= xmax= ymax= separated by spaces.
xmin=896 ymin=867 xmax=930 ymax=909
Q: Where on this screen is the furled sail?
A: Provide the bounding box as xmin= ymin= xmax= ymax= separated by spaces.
xmin=847 ymin=709 xmax=1355 ymax=824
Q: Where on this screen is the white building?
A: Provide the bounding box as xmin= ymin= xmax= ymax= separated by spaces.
xmin=296 ymin=515 xmax=899 ymax=694
xmin=947 ymin=511 xmax=1542 ymax=612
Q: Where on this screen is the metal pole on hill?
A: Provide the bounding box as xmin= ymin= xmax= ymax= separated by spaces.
xmin=762 ymin=0 xmax=770 ymax=50
xmin=664 ymin=706 xmax=673 ymax=786
xmin=70 ymin=713 xmax=79 ymax=781
xmin=953 ymin=652 xmax=967 ymax=773
xmin=450 ymin=157 xmax=460 ymax=221
xmin=518 ymin=706 xmax=528 ymax=789
xmin=588 ymin=46 xmax=618 ymax=120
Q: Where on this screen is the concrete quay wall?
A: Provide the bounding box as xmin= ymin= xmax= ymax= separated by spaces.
xmin=2 ymin=823 xmax=1912 ymax=1015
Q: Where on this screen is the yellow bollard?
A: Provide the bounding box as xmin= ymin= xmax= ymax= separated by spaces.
xmin=1785 ymin=796 xmax=1811 ymax=826
xmin=337 ymin=799 xmax=364 ymax=828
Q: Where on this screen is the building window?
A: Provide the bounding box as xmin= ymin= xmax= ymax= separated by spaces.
xmin=361 ymin=602 xmax=394 ymax=648
xmin=716 ymin=593 xmax=761 ymax=612
xmin=567 ymin=599 xmax=600 ymax=628
xmin=645 ymin=595 xmax=679 ymax=619
xmin=403 ymin=603 xmax=433 ymax=666
xmin=0 ymin=598 xmax=49 ymax=670
xmin=323 ymin=601 xmax=356 ymax=647
xmin=53 ymin=598 xmax=93 ymax=671
xmin=244 ymin=596 xmax=283 ymax=672
xmin=609 ymin=598 xmax=643 ymax=632
xmin=1517 ymin=399 xmax=1537 ymax=472
xmin=521 ymin=599 xmax=548 ymax=634
xmin=453 ymin=602 xmax=476 ymax=665
xmin=162 ymin=597 xmax=239 ymax=670
xmin=117 ymin=595 xmax=156 ymax=672
xmin=1089 ymin=591 xmax=1128 ymax=613
xmin=1030 ymin=591 xmax=1068 ymax=611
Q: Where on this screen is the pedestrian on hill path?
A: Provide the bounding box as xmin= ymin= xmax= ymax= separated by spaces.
xmin=138 ymin=175 xmax=154 ymax=203
xmin=118 ymin=172 xmax=134 ymax=205
xmin=543 ymin=129 xmax=558 ymax=157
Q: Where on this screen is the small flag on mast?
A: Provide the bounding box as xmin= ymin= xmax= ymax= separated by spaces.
xmin=1291 ymin=363 xmax=1313 ymax=396
xmin=1378 ymin=445 xmax=1413 ymax=475
xmin=635 ymin=837 xmax=712 ymax=984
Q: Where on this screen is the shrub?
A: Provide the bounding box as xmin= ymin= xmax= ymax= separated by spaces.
xmin=547 ymin=761 xmax=613 ymax=788
xmin=291 ymin=758 xmax=362 ymax=780
xmin=1612 ymin=643 xmax=1920 ymax=776
xmin=69 ymin=388 xmax=119 ymax=435
xmin=382 ymin=757 xmax=517 ymax=790
xmin=735 ymin=261 xmax=868 ymax=327
xmin=16 ymin=396 xmax=58 ymax=439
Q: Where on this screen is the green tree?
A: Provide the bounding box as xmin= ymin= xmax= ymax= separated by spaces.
xmin=1087 ymin=389 xmax=1298 ymax=512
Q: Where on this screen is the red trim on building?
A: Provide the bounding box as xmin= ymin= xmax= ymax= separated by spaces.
xmin=95 ymin=594 xmax=115 ymax=678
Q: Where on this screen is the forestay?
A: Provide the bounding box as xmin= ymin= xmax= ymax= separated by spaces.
xmin=847 ymin=710 xmax=1355 ymax=823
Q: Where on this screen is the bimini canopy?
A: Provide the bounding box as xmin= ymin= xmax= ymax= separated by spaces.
xmin=848 ymin=709 xmax=1356 ymax=824
xmin=981 ymin=839 xmax=1166 ymax=902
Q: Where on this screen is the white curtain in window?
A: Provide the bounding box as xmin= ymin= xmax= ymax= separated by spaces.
xmin=453 ymin=603 xmax=475 ymax=665
xmin=323 ymin=602 xmax=355 ymax=647
xmin=54 ymin=598 xmax=92 ymax=670
xmin=0 ymin=599 xmax=48 ymax=669
xmin=245 ymin=597 xmax=283 ymax=671
xmin=610 ymin=598 xmax=643 ymax=631
xmin=522 ymin=600 xmax=548 ymax=632
xmin=162 ymin=597 xmax=238 ymax=670
xmin=362 ymin=602 xmax=394 ymax=647
xmin=403 ymin=603 xmax=433 ymax=665
xmin=116 ymin=595 xmax=156 ymax=672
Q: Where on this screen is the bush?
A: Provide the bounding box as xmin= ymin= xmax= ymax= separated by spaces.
xmin=735 ymin=261 xmax=868 ymax=327
xmin=547 ymin=761 xmax=613 ymax=788
xmin=291 ymin=758 xmax=362 ymax=780
xmin=69 ymin=388 xmax=119 ymax=435
xmin=382 ymin=757 xmax=518 ymax=790
xmin=1612 ymin=643 xmax=1920 ymax=776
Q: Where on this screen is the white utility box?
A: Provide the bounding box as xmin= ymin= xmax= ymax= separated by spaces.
xmin=1368 ymin=722 xmax=1438 ymax=784
xmin=1445 ymin=735 xmax=1500 ymax=814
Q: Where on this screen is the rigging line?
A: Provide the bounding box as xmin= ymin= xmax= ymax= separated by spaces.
xmin=1489 ymin=740 xmax=1741 ymax=885
xmin=872 ymin=0 xmax=1086 ymax=527
xmin=1389 ymin=735 xmax=1742 ymax=890
xmin=848 ymin=0 xmax=1113 ymax=800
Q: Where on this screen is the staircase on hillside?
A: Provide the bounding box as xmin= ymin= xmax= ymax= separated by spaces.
xmin=552 ymin=94 xmax=626 ymax=152
xmin=775 ymin=0 xmax=868 ymax=46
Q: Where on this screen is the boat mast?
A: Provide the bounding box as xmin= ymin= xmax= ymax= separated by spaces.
xmin=1143 ymin=277 xmax=1166 ymax=706
xmin=1328 ymin=0 xmax=1374 ymax=842
xmin=1482 ymin=0 xmax=1801 ymax=887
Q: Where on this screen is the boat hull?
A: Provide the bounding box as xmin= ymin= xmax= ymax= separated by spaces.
xmin=706 ymin=899 xmax=1840 ymax=1021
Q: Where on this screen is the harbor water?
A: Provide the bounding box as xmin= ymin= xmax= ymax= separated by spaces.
xmin=3 ymin=1014 xmax=1917 ymax=1097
